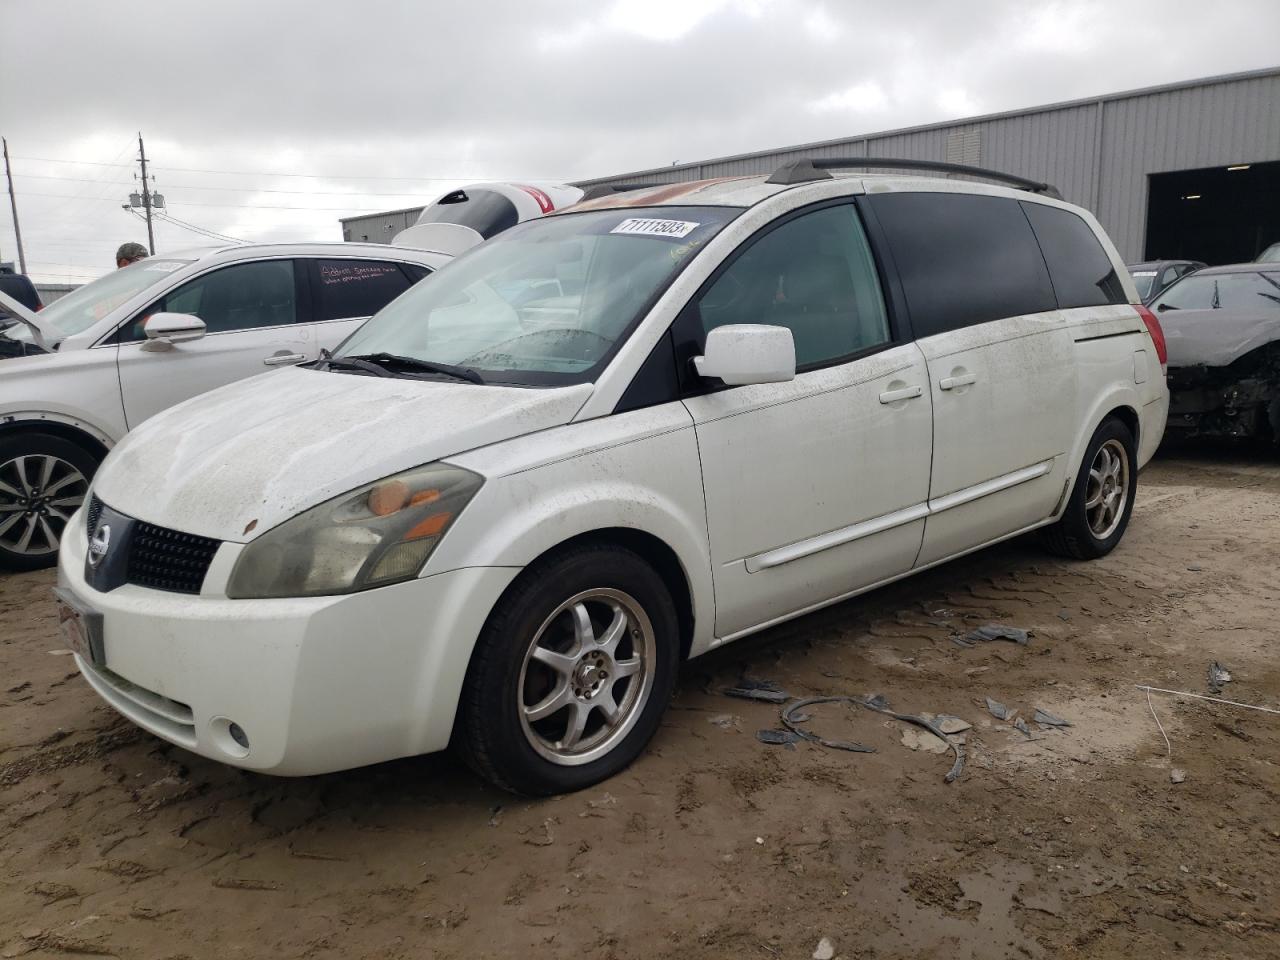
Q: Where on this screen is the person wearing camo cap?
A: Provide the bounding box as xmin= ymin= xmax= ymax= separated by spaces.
xmin=115 ymin=241 xmax=149 ymax=268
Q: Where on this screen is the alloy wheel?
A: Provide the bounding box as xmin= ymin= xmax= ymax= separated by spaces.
xmin=0 ymin=454 xmax=88 ymax=557
xmin=517 ymin=588 xmax=656 ymax=766
xmin=1085 ymin=438 xmax=1129 ymax=540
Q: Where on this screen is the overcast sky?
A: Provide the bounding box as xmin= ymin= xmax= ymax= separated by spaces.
xmin=1 ymin=0 xmax=1277 ymax=283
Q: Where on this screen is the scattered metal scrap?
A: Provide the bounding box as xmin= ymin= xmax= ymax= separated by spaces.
xmin=985 ymin=697 xmax=1012 ymax=721
xmin=722 ymin=677 xmax=791 ymax=704
xmin=960 ymin=624 xmax=1031 ymax=646
xmin=1033 ymin=708 xmax=1073 ymax=728
xmin=755 ymin=729 xmax=802 ymax=748
xmin=782 ymin=695 xmax=966 ymax=782
xmin=1208 ymin=661 xmax=1233 ymax=695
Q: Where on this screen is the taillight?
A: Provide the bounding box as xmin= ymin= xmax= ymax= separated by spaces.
xmin=515 ymin=184 xmax=555 ymax=214
xmin=1136 ymin=304 xmax=1167 ymax=368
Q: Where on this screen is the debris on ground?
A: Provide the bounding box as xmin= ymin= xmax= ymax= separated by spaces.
xmin=934 ymin=714 xmax=972 ymax=734
xmin=812 ymin=937 xmax=835 ymax=960
xmin=900 ymin=727 xmax=950 ymax=754
xmin=1171 ymin=768 xmax=1187 ymax=784
xmin=1033 ymin=708 xmax=1073 ymax=728
xmin=1208 ymin=661 xmax=1233 ymax=695
xmin=755 ymin=729 xmax=802 ymax=748
xmin=1013 ymin=717 xmax=1034 ymax=739
xmin=707 ymin=713 xmax=741 ymax=730
xmin=723 ymin=685 xmax=790 ymax=704
xmin=957 ymin=624 xmax=1031 ymax=646
xmin=781 ymin=695 xmax=966 ymax=783
xmin=985 ymin=697 xmax=1012 ymax=721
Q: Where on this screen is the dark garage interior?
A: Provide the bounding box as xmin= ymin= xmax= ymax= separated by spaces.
xmin=1145 ymin=159 xmax=1280 ymax=264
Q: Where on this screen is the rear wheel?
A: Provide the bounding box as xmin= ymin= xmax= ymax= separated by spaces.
xmin=456 ymin=544 xmax=679 ymax=795
xmin=1040 ymin=417 xmax=1136 ymax=560
xmin=0 ymin=434 xmax=98 ymax=571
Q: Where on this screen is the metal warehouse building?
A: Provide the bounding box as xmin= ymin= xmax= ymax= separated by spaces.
xmin=342 ymin=67 xmax=1280 ymax=264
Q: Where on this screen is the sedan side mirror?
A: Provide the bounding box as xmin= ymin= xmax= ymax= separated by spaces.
xmin=141 ymin=312 xmax=207 ymax=351
xmin=693 ymin=324 xmax=796 ymax=386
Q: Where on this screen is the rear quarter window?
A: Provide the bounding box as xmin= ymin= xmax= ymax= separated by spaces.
xmin=313 ymin=260 xmax=413 ymax=321
xmin=867 ymin=192 xmax=1056 ymax=338
xmin=1021 ymin=202 xmax=1125 ymax=308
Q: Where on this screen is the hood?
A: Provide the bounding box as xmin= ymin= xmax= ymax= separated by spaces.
xmin=94 ymin=367 xmax=592 ymax=542
xmin=0 ymin=288 xmax=54 ymax=350
xmin=1161 ymin=307 xmax=1280 ymax=368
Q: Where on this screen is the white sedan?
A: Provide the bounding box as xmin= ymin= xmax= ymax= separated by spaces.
xmin=0 ymin=242 xmax=449 ymax=569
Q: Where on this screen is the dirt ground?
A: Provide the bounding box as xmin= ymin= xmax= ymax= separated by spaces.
xmin=2 ymin=450 xmax=1279 ymax=960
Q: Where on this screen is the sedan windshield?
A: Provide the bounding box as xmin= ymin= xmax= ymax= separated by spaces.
xmin=1152 ymin=271 xmax=1280 ymax=312
xmin=335 ymin=206 xmax=738 ymax=385
xmin=13 ymin=259 xmax=192 ymax=341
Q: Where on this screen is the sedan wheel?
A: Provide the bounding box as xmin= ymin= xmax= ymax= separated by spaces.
xmin=0 ymin=453 xmax=89 ymax=559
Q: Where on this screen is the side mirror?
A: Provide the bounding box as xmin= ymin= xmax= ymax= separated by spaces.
xmin=141 ymin=312 xmax=206 ymax=351
xmin=693 ymin=324 xmax=796 ymax=386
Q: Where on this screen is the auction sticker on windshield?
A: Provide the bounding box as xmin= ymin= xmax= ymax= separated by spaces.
xmin=610 ymin=218 xmax=701 ymax=239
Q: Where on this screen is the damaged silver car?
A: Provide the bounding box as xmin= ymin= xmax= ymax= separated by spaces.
xmin=1157 ymin=263 xmax=1280 ymax=442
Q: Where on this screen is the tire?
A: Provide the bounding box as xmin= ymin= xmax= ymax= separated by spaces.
xmin=0 ymin=433 xmax=99 ymax=572
xmin=455 ymin=543 xmax=680 ymax=795
xmin=1040 ymin=417 xmax=1137 ymax=561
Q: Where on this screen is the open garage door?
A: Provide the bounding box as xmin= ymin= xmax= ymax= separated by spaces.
xmin=1145 ymin=160 xmax=1280 ymax=265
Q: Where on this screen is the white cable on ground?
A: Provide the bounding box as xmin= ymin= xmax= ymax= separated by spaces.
xmin=1136 ymin=685 xmax=1280 ymax=716
xmin=1145 ymin=686 xmax=1172 ymax=756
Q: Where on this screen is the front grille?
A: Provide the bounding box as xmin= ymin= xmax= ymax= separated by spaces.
xmin=86 ymin=494 xmax=103 ymax=533
xmin=126 ymin=522 xmax=220 ymax=594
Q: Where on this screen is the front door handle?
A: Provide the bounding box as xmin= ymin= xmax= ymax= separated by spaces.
xmin=939 ymin=373 xmax=977 ymax=391
xmin=878 ymin=384 xmax=923 ymax=404
xmin=263 ymin=353 xmax=306 ymax=367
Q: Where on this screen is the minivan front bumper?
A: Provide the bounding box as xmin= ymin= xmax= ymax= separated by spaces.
xmin=57 ymin=516 xmax=518 ymax=775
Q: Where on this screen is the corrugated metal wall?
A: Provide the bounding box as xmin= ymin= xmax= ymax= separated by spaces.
xmin=575 ymin=68 xmax=1280 ymax=261
xmin=340 ymin=207 xmax=423 ymax=244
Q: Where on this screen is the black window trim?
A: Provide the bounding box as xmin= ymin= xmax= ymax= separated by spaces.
xmin=672 ymin=196 xmax=904 ymax=400
xmin=100 ymin=255 xmax=308 ymax=347
xmin=304 ymin=256 xmax=424 ymax=325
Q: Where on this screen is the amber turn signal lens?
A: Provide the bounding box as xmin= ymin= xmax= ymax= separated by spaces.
xmin=403 ymin=512 xmax=452 ymax=541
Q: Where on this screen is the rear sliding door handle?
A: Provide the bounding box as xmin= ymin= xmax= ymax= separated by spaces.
xmin=263 ymin=353 xmax=307 ymax=366
xmin=878 ymin=384 xmax=923 ymax=404
xmin=939 ymin=373 xmax=977 ymax=390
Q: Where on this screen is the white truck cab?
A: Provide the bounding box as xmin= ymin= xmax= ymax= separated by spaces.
xmin=56 ymin=161 xmax=1169 ymax=794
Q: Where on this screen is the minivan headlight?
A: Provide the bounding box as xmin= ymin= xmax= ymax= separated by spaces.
xmin=226 ymin=463 xmax=482 ymax=599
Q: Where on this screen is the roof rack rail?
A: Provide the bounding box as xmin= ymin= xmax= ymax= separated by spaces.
xmin=766 ymin=157 xmax=1062 ymax=199
xmin=577 ymin=182 xmax=666 ymax=202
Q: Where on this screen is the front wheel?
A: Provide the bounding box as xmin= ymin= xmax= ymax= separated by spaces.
xmin=1040 ymin=417 xmax=1137 ymax=560
xmin=0 ymin=433 xmax=98 ymax=571
xmin=455 ymin=544 xmax=679 ymax=795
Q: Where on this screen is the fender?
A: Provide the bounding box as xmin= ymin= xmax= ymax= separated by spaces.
xmin=435 ymin=418 xmax=717 ymax=656
xmin=0 ymin=409 xmax=116 ymax=452
xmin=1057 ymin=381 xmax=1143 ymax=520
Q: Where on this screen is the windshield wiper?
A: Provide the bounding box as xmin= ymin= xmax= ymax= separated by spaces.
xmin=330 ymin=351 xmax=485 ymax=384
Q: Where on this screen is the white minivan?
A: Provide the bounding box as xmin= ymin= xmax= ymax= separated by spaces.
xmin=56 ymin=162 xmax=1170 ymax=795
xmin=0 ymin=243 xmax=448 ymax=569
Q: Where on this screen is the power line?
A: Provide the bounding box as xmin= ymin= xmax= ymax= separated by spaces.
xmin=15 ymin=171 xmax=427 ymax=198
xmin=155 ymin=211 xmax=243 ymax=244
xmin=13 ymin=154 xmax=570 ymax=183
xmin=23 ymin=190 xmax=406 ymax=212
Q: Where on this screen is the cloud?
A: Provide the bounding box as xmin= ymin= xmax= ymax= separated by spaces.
xmin=1 ymin=0 xmax=1277 ymax=282
xmin=809 ymin=81 xmax=890 ymax=115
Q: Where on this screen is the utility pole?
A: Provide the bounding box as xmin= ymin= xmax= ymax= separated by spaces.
xmin=2 ymin=138 xmax=28 ymax=274
xmin=137 ymin=132 xmax=156 ymax=255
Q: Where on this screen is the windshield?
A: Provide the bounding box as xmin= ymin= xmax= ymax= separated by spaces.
xmin=15 ymin=259 xmax=191 ymax=340
xmin=335 ymin=206 xmax=739 ymax=385
xmin=1152 ymin=271 xmax=1280 ymax=313
xmin=1129 ymin=271 xmax=1156 ymax=299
